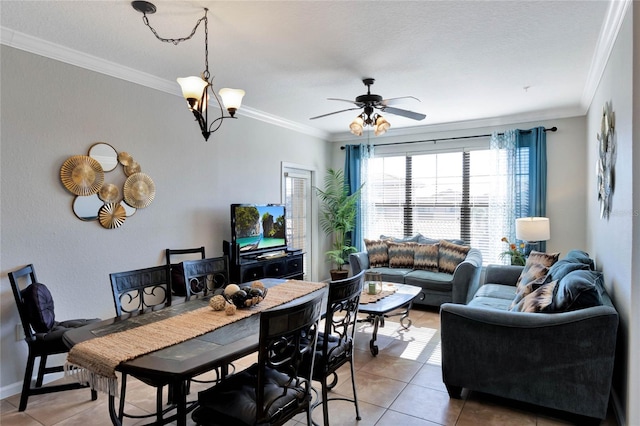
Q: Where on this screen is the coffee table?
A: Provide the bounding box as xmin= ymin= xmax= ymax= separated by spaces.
xmin=358 ymin=283 xmax=422 ymax=356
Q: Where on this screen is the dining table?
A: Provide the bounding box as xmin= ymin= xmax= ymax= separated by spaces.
xmin=62 ymin=278 xmax=326 ymax=426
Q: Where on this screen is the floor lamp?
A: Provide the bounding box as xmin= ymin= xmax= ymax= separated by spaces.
xmin=516 ymin=217 xmax=550 ymax=255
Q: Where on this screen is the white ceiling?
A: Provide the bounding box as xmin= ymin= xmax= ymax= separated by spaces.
xmin=1 ymin=1 xmax=620 ymax=139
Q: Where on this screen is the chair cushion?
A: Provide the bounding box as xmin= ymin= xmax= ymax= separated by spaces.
xmin=170 ymin=263 xmax=187 ymax=296
xmin=438 ymin=240 xmax=470 ymax=274
xmin=194 ymin=363 xmax=308 ymax=425
xmin=21 ymin=283 xmax=55 ymax=333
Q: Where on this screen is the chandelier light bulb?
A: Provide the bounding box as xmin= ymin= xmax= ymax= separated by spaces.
xmin=219 ymin=88 xmax=245 ymax=117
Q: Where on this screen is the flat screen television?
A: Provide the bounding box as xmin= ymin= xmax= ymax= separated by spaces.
xmin=231 ymin=204 xmax=287 ymax=254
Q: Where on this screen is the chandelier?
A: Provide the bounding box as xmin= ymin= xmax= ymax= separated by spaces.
xmin=132 ymin=1 xmax=245 ymax=141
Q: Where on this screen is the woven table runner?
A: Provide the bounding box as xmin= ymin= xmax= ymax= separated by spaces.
xmin=65 ymin=280 xmax=326 ymax=395
xmin=359 ymin=284 xmax=397 ymax=304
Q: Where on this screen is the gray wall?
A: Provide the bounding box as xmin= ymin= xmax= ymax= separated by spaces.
xmin=586 ymin=6 xmax=638 ymax=425
xmin=0 ymin=45 xmax=329 ymax=394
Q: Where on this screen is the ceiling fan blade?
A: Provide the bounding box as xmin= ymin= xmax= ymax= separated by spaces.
xmin=381 ymin=96 xmax=421 ymax=106
xmin=381 ymin=106 xmax=426 ymax=121
xmin=310 ymin=107 xmax=362 ymax=120
xmin=327 ymin=98 xmax=360 ymax=105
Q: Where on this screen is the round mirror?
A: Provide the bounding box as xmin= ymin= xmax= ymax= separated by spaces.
xmin=89 ymin=142 xmax=118 ymax=172
xmin=121 ymin=201 xmax=137 ymax=217
xmin=73 ymin=194 xmax=103 ymax=221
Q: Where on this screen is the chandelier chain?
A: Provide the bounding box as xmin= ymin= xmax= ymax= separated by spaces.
xmin=141 ymin=10 xmax=208 ymax=47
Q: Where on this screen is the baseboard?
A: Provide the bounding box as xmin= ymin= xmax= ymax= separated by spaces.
xmin=0 ymin=372 xmax=65 ymax=401
xmin=611 ymin=388 xmax=626 ymax=426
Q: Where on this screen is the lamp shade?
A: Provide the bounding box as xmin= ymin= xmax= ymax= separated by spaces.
xmin=350 ymin=116 xmax=364 ymax=136
xmin=516 ymin=217 xmax=550 ymax=242
xmin=219 ymin=88 xmax=245 ymax=112
xmin=177 ymin=76 xmax=208 ymax=101
xmin=374 ymin=116 xmax=390 ymax=136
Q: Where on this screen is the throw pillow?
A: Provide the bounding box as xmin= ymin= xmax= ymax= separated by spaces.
xmin=20 ymin=282 xmax=55 ymax=333
xmin=547 ymin=259 xmax=589 ymax=283
xmin=515 ymin=250 xmax=560 ymax=291
xmin=413 ymin=243 xmax=439 ymax=271
xmin=510 ymin=279 xmax=557 ymax=313
xmin=438 ymin=240 xmax=470 ymax=274
xmin=387 ymin=242 xmax=417 ymax=268
xmin=364 ymin=239 xmax=389 ymax=267
xmin=515 ymin=263 xmax=550 ymax=294
xmin=509 ymin=275 xmax=547 ymax=310
xmin=564 ymin=250 xmax=595 ymax=270
xmin=551 ymin=270 xmax=603 ymax=312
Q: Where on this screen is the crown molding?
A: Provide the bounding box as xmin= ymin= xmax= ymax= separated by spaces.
xmin=1 ymin=26 xmax=329 ymax=141
xmin=580 ymin=0 xmax=631 ymax=110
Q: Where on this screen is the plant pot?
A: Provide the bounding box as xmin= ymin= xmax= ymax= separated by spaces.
xmin=330 ymin=269 xmax=349 ymax=281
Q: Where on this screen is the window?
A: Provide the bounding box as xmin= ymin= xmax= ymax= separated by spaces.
xmin=366 ymin=148 xmax=502 ymax=263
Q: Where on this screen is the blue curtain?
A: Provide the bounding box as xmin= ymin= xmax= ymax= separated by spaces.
xmin=344 ymin=144 xmax=366 ymax=251
xmin=516 ymin=127 xmax=547 ymax=251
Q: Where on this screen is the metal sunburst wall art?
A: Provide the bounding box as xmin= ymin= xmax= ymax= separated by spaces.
xmin=596 ymin=102 xmax=615 ymax=220
xmin=60 ymin=143 xmax=156 ymax=229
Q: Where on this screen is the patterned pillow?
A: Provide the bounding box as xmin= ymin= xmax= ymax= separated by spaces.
xmin=387 ymin=242 xmax=416 ymax=268
xmin=515 ymin=251 xmax=559 ymax=291
xmin=510 ymin=279 xmax=557 ymax=313
xmin=438 ymin=240 xmax=470 ymax=274
xmin=414 ymin=243 xmax=439 ymax=271
xmin=364 ymin=239 xmax=389 ymax=267
xmin=515 ymin=263 xmax=550 ymax=294
xmin=509 ymin=275 xmax=547 ymax=310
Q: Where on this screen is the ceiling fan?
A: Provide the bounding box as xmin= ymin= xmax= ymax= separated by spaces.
xmin=310 ymin=78 xmax=426 ymax=136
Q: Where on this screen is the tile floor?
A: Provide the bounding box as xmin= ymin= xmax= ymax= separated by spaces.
xmin=1 ymin=307 xmax=618 ymax=426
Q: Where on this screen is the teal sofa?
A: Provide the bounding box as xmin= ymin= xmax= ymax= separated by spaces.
xmin=349 ymin=235 xmax=482 ymax=308
xmin=440 ymin=250 xmax=618 ymax=423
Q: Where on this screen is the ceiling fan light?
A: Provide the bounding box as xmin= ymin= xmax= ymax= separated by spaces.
xmin=219 ymin=88 xmax=245 ymax=117
xmin=350 ymin=116 xmax=364 ymax=136
xmin=374 ymin=116 xmax=390 ymax=136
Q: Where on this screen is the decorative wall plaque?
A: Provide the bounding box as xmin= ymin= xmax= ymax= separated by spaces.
xmin=596 ymin=102 xmax=615 ymax=220
xmin=60 ymin=143 xmax=155 ymax=229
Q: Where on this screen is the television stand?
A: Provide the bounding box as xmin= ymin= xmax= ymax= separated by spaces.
xmin=223 ymin=241 xmax=304 ymax=284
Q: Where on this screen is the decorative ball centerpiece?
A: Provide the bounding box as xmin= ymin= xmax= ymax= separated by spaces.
xmin=223 ymin=281 xmax=268 ymax=309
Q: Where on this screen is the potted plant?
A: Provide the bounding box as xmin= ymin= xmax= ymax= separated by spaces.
xmin=316 ymin=168 xmax=363 ymax=280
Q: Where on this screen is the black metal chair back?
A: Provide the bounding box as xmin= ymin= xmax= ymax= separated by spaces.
xmin=108 ymin=264 xmax=176 ymax=423
xmin=181 ymin=256 xmax=229 ymax=300
xmin=110 ymin=265 xmax=171 ymax=317
xmin=8 ymin=264 xmax=98 ymax=411
xmin=165 ymin=247 xmax=205 ymax=298
xmin=192 ymin=291 xmax=324 ymax=426
xmin=308 ymin=270 xmax=365 ymax=425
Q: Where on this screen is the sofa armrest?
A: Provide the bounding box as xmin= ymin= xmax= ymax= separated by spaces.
xmin=349 ymin=252 xmax=369 ymax=276
xmin=450 ymin=248 xmax=483 ymax=304
xmin=484 ymin=264 xmax=523 ymax=286
xmin=440 ymin=303 xmax=619 ymax=419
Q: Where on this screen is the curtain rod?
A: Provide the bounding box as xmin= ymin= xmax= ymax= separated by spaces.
xmin=340 ymin=126 xmax=557 ymax=150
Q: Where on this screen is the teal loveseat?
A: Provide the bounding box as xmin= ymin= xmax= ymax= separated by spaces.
xmin=440 ymin=250 xmax=618 ymax=423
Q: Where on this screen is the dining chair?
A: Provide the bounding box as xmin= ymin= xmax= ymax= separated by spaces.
xmin=165 ymin=246 xmax=205 ymax=298
xmin=8 ymin=264 xmax=99 ymax=411
xmin=301 ymin=270 xmax=365 ymax=425
xmin=181 ymin=256 xmax=230 ymax=300
xmin=109 ymin=264 xmax=175 ymax=423
xmin=191 ymin=290 xmax=324 ymax=426
xmin=181 ymin=256 xmax=235 ymax=381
